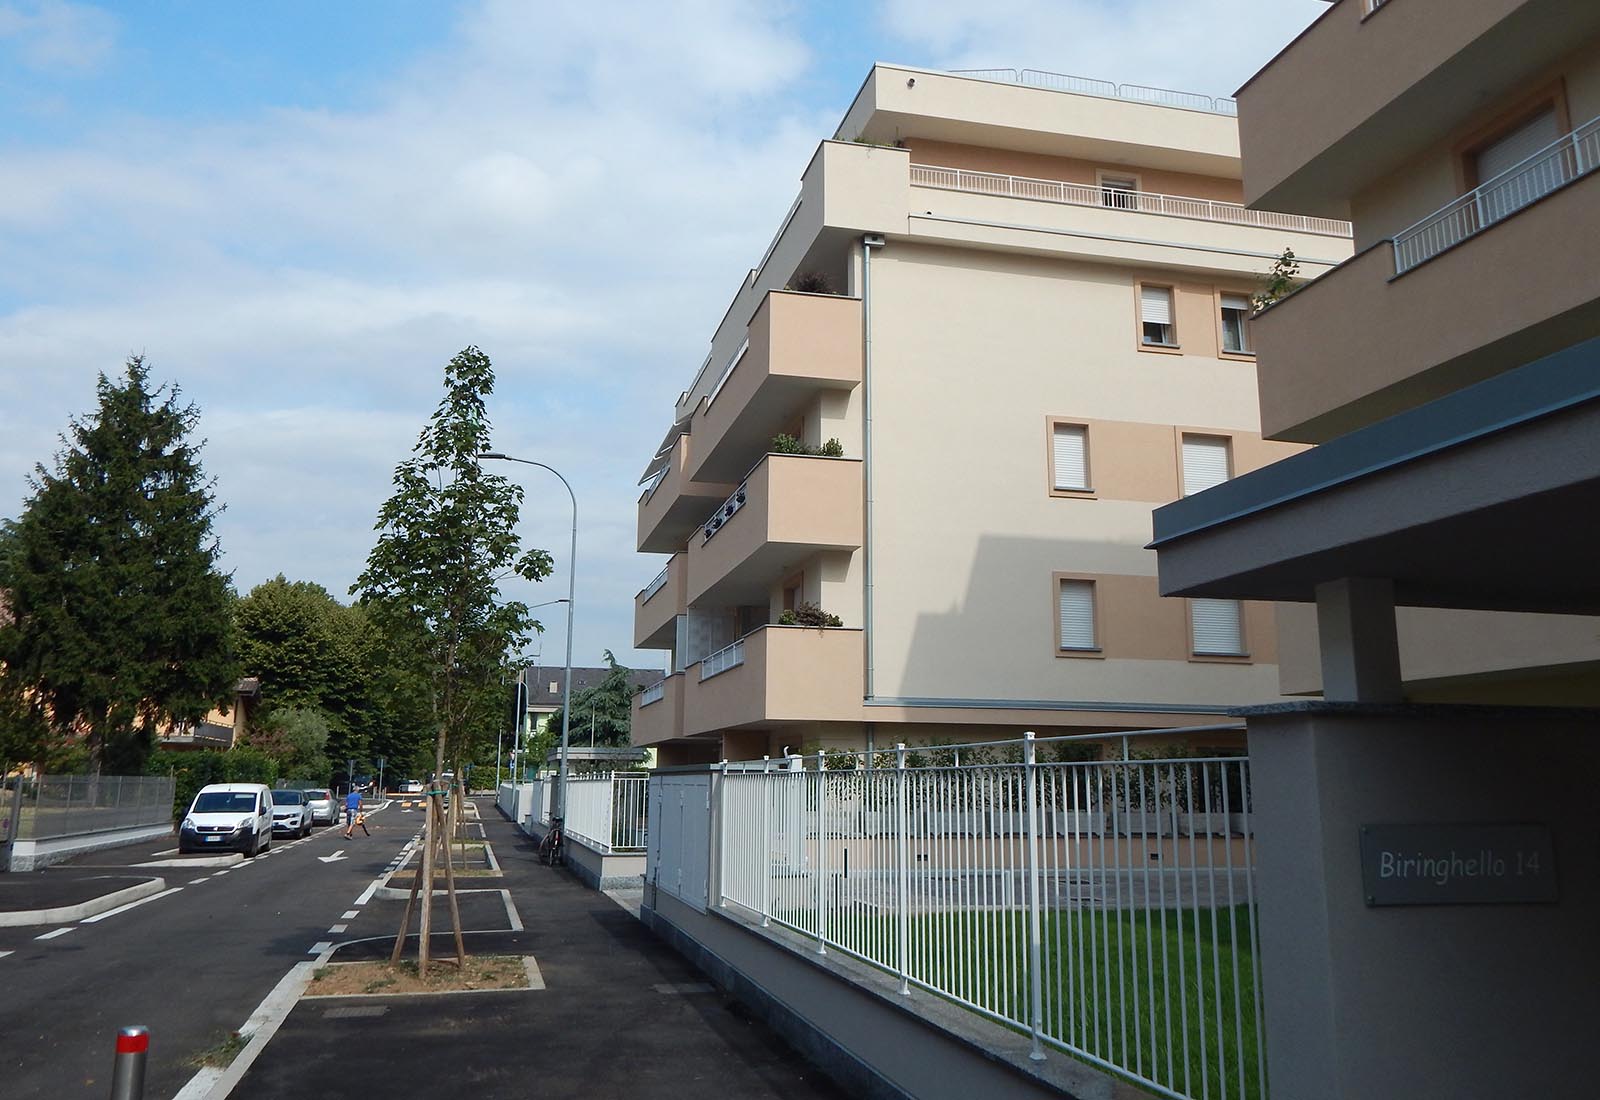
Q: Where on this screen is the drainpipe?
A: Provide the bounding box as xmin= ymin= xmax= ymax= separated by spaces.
xmin=860 ymin=234 xmax=884 ymax=701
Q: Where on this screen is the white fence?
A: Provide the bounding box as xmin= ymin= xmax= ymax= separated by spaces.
xmin=911 ymin=164 xmax=1352 ymax=237
xmin=562 ymin=772 xmax=649 ymax=854
xmin=1393 ymin=114 xmax=1600 ymax=273
xmin=699 ymin=639 xmax=744 ymax=681
xmin=712 ymin=734 xmax=1264 ymax=1100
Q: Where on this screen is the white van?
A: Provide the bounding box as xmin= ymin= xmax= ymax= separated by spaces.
xmin=178 ymin=783 xmax=274 ymax=856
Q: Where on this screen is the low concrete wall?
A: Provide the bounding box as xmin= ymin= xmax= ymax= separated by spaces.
xmin=642 ymin=889 xmax=1131 ymax=1100
xmin=563 ymin=835 xmax=646 ymax=892
xmin=5 ymin=823 xmax=173 ymax=871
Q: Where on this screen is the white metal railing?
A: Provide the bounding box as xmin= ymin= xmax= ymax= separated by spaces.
xmin=950 ymin=68 xmax=1237 ymax=116
xmin=716 ymin=732 xmax=1264 ymax=1100
xmin=699 ymin=639 xmax=745 ymax=681
xmin=911 ymin=164 xmax=1353 ymax=237
xmin=1393 ymin=115 xmax=1600 ymax=273
xmin=641 ymin=563 xmax=670 ymax=602
xmin=1366 ymin=0 xmax=1391 ymax=12
xmin=563 ymin=772 xmax=649 ymax=853
xmin=638 ymin=679 xmax=666 ymax=707
xmin=700 ymin=482 xmax=748 ymax=544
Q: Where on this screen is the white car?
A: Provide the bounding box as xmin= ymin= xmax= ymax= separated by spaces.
xmin=269 ymin=789 xmax=313 ymax=838
xmin=179 ymin=783 xmax=274 ymax=856
xmin=398 ymin=779 xmax=423 ymax=795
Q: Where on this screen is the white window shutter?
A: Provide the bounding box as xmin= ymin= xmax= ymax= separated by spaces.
xmin=1140 ymin=286 xmax=1173 ymax=325
xmin=1191 ymin=599 xmax=1244 ymax=655
xmin=1058 ymin=580 xmax=1096 ymax=650
xmin=1475 ymin=108 xmax=1560 ymax=182
xmin=1052 ymin=424 xmax=1088 ymax=491
xmin=1182 ymin=435 xmax=1231 ymax=496
xmin=1221 ymin=293 xmax=1251 ymax=313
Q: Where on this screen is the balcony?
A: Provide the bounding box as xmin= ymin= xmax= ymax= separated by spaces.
xmin=686 ymin=290 xmax=863 ymax=483
xmin=1237 ymin=0 xmax=1600 ymax=213
xmin=686 ymin=453 xmax=863 ymax=606
xmin=683 ymin=626 xmax=864 ymax=736
xmin=637 ymin=433 xmax=736 ymax=554
xmin=1253 ymin=157 xmax=1600 ymax=443
xmin=906 ymin=164 xmax=1352 ymax=275
xmin=630 ymin=672 xmax=685 ymax=748
xmin=634 ymin=552 xmax=685 ymax=650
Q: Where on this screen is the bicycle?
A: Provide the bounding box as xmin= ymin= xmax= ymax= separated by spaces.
xmin=538 ymin=815 xmax=565 ymax=866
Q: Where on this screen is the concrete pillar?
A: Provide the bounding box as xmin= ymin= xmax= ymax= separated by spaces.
xmin=1314 ymin=578 xmax=1403 ymax=703
xmin=1248 ymin=706 xmax=1600 ymax=1099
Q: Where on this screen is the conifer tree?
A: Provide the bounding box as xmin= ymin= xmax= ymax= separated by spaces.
xmin=0 ymin=357 xmax=238 ymax=773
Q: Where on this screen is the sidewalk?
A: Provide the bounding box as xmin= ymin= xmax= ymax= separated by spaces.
xmin=231 ymin=799 xmax=846 ymax=1100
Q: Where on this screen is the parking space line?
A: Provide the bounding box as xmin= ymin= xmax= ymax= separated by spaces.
xmin=500 ymin=889 xmax=523 ymax=932
xmin=82 ymin=886 xmax=185 ymax=924
xmin=35 ymin=927 xmax=73 ymax=940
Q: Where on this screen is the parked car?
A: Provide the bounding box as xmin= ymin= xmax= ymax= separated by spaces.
xmin=269 ymin=789 xmax=313 ymax=838
xmin=303 ymin=788 xmax=338 ymax=825
xmin=179 ymin=783 xmax=273 ymax=856
xmin=398 ymin=779 xmax=423 ymax=795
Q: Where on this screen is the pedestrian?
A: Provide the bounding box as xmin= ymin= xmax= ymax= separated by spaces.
xmin=342 ymin=786 xmax=369 ymax=838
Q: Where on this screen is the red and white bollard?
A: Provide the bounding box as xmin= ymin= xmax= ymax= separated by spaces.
xmin=109 ymin=1025 xmax=148 ymax=1100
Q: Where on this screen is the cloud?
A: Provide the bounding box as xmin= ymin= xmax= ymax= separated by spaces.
xmin=0 ymin=0 xmax=116 ymax=72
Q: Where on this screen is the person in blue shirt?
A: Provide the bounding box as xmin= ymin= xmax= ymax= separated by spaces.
xmin=343 ymin=786 xmax=368 ymax=839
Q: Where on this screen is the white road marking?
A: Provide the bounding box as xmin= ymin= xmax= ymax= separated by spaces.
xmin=308 ymin=941 xmax=333 ymax=954
xmin=341 ymin=910 xmax=359 ymax=919
xmin=0 ymin=950 xmax=12 ymax=960
xmin=35 ymin=927 xmax=73 ymax=940
xmin=317 ymin=851 xmax=349 ymax=864
xmin=353 ymin=879 xmax=379 ymax=906
xmin=328 ymin=924 xmax=348 ymax=934
xmin=214 ymin=869 xmax=231 ymax=875
xmin=81 ymin=886 xmax=185 ymax=924
xmin=500 ymin=889 xmax=523 ymax=932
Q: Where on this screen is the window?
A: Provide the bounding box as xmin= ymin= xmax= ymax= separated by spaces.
xmin=1472 ymin=106 xmax=1565 ymax=223
xmin=1057 ymin=579 xmax=1097 ymax=652
xmin=1191 ymin=598 xmax=1246 ymax=657
xmin=1219 ymin=293 xmax=1252 ymax=354
xmin=1181 ymin=434 xmax=1231 ymax=496
xmin=1140 ymin=285 xmax=1175 ymax=346
xmin=1100 ymin=174 xmax=1138 ymax=210
xmin=1050 ymin=422 xmax=1090 ymax=492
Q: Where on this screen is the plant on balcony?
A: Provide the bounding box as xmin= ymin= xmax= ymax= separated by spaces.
xmin=778 ymin=602 xmax=844 ymax=628
xmin=786 ymin=270 xmax=840 ymax=295
xmin=770 ymin=434 xmax=845 ymax=457
xmin=1251 ymin=247 xmax=1301 ymax=312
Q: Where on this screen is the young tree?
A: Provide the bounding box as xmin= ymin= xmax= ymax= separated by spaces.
xmin=353 ymin=346 xmax=550 ymax=973
xmin=0 ymin=358 xmax=237 ymax=773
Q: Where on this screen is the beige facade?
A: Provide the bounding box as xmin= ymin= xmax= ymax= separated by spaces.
xmin=633 ymin=64 xmax=1354 ymax=762
xmin=1154 ymin=0 xmax=1600 ymax=703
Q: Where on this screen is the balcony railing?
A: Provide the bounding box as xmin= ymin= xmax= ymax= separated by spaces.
xmin=1394 ymin=115 xmax=1600 ymax=274
xmin=699 ymin=639 xmax=745 ymax=681
xmin=638 ymin=679 xmax=666 ymax=707
xmin=950 ymin=67 xmax=1237 ymax=116
xmin=911 ymin=164 xmax=1354 ymax=237
xmin=701 ymin=482 xmax=748 ymax=544
xmin=641 ymin=564 xmax=670 ymax=602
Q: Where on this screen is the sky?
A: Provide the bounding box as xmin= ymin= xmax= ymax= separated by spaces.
xmin=0 ymin=0 xmax=1330 ymax=672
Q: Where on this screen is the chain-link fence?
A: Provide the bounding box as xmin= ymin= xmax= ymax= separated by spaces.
xmin=14 ymin=774 xmax=176 ymax=841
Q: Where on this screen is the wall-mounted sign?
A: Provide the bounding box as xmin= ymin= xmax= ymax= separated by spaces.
xmin=1359 ymin=823 xmax=1557 ymax=907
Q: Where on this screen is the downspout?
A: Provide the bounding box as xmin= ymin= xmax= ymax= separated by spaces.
xmin=861 ymin=234 xmax=885 ymax=701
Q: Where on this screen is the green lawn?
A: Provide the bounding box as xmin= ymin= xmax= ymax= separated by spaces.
xmin=814 ymin=902 xmax=1264 ymax=1100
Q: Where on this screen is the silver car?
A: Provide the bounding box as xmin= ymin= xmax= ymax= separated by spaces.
xmin=269 ymin=789 xmax=313 ymax=838
xmin=303 ymin=788 xmax=338 ymax=826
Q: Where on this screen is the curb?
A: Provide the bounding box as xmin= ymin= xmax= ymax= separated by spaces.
xmin=0 ymin=875 xmax=168 ymax=927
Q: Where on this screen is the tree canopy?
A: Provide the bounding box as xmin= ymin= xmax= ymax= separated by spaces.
xmin=540 ymin=650 xmax=637 ymax=752
xmin=0 ymin=357 xmax=237 ymax=772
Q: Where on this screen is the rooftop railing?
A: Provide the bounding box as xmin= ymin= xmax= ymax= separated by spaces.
xmin=911 ymin=164 xmax=1354 ymax=237
xmin=1392 ymin=115 xmax=1599 ymax=274
xmin=950 ymin=67 xmax=1238 ymax=116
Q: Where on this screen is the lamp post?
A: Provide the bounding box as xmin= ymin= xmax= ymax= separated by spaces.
xmin=478 ymin=452 xmax=578 ymax=823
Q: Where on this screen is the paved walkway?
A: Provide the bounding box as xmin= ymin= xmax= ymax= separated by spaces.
xmin=233 ymin=800 xmax=846 ymax=1100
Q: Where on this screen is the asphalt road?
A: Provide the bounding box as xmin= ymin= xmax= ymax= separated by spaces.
xmin=0 ymin=806 xmax=417 ymax=1100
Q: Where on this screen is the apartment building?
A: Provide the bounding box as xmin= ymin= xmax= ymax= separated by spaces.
xmin=632 ymin=63 xmax=1354 ymax=765
xmin=1148 ymin=3 xmax=1600 ymax=1096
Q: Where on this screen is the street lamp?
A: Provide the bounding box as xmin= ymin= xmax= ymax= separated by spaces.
xmin=478 ymin=452 xmax=578 ymax=824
